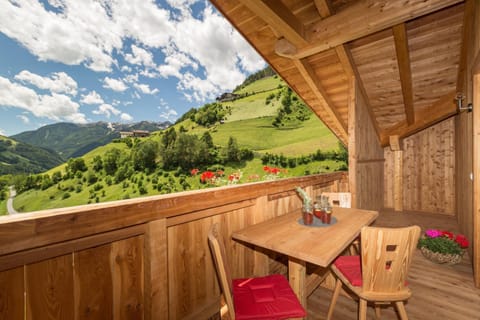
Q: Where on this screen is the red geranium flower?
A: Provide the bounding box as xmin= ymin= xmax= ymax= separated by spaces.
xmin=442 ymin=231 xmax=454 ymax=239
xmin=455 ymin=234 xmax=469 ymax=248
xmin=190 ymin=168 xmax=199 ymax=176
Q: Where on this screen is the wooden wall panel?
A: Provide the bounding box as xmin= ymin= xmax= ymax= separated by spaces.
xmin=74 ymin=243 xmax=113 ymax=320
xmin=26 ymin=254 xmax=74 ymax=319
xmin=0 ymin=266 xmax=24 ymax=320
xmin=111 ymin=236 xmax=144 ymax=320
xmin=350 ymin=80 xmax=384 ymax=211
xmin=144 ymin=219 xmax=168 ymax=320
xmin=385 ymin=118 xmax=455 ymax=215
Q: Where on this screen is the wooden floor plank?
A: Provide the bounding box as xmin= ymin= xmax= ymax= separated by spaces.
xmin=306 ymin=209 xmax=480 ymax=319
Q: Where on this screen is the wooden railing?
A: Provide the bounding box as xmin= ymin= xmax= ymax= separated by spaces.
xmin=0 ymin=172 xmax=348 ymax=319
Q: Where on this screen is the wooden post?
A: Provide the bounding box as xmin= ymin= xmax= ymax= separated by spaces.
xmin=390 ymin=135 xmax=403 ymax=212
xmin=473 ymin=72 xmax=480 ymax=287
xmin=348 ymin=76 xmax=357 ymax=208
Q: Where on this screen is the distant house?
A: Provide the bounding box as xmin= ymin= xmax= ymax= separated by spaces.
xmin=216 ymin=92 xmax=240 ymax=102
xmin=119 ymin=130 xmax=150 ymax=138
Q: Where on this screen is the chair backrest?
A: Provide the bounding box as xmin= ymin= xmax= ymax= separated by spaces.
xmin=208 ymin=223 xmax=236 ymax=319
xmin=321 ymin=192 xmax=351 ymax=208
xmin=360 ymin=225 xmax=421 ymax=294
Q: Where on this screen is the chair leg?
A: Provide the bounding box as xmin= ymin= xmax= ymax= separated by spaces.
xmin=374 ymin=304 xmax=381 ymax=319
xmin=395 ymin=301 xmax=408 ymax=320
xmin=359 ymin=299 xmax=367 ymax=320
xmin=326 ymin=279 xmax=343 ymax=320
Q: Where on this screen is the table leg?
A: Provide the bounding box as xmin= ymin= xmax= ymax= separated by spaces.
xmin=288 ymin=257 xmax=307 ymax=318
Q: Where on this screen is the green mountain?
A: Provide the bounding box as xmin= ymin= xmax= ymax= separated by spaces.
xmin=9 ymin=71 xmax=345 ymax=213
xmin=11 ymin=121 xmax=171 ymax=160
xmin=0 ymin=136 xmax=64 ymax=175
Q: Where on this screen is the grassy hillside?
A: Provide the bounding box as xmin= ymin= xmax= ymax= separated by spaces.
xmin=0 ymin=135 xmax=64 ymax=175
xmin=10 ymin=73 xmax=345 ymax=213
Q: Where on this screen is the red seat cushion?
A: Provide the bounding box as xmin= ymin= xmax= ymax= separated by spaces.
xmin=334 ymin=255 xmax=363 ymax=286
xmin=334 ymin=255 xmax=409 ymax=287
xmin=232 ymin=274 xmax=306 ymax=319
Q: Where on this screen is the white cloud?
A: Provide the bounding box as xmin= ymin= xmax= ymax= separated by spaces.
xmin=0 ymin=1 xmax=121 ymax=72
xmin=121 ymin=65 xmax=132 ymax=73
xmin=112 ymin=2 xmax=175 ymax=48
xmin=17 ymin=114 xmax=30 ymax=124
xmin=134 ymin=83 xmax=159 ymax=95
xmin=124 ymin=73 xmax=139 ymax=84
xmin=120 ymin=113 xmax=134 ymax=121
xmin=92 ymin=103 xmax=121 ymax=118
xmin=103 ymin=77 xmax=128 ymax=92
xmin=0 ymin=128 xmax=5 ymax=136
xmin=80 ymin=90 xmax=104 ymax=105
xmin=160 ymin=4 xmax=265 ymax=102
xmin=14 ymin=70 xmax=78 ymax=96
xmin=124 ymin=44 xmax=156 ymax=68
xmin=0 ymin=76 xmax=86 ymax=123
xmin=158 ymin=47 xmax=197 ymax=78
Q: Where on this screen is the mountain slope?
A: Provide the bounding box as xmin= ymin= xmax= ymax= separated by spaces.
xmin=12 ymin=121 xmax=171 ymax=159
xmin=0 ymin=136 xmax=64 ymax=175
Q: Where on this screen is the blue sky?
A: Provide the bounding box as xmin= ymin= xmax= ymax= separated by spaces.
xmin=0 ymin=0 xmax=266 ymax=136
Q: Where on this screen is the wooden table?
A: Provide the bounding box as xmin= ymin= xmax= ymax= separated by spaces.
xmin=231 ymin=207 xmax=378 ymax=314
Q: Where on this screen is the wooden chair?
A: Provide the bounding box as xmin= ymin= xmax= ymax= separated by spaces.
xmin=208 ymin=223 xmax=306 ymax=320
xmin=326 ymin=225 xmax=421 ymax=320
xmin=321 ymin=192 xmax=358 ymax=254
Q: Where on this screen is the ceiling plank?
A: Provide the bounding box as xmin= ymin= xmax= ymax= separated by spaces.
xmin=293 ymin=59 xmax=348 ymax=139
xmin=276 ymin=0 xmax=463 ymax=59
xmin=456 ymin=0 xmax=475 ymax=94
xmin=237 ymin=0 xmax=308 ymax=48
xmin=393 ymin=23 xmax=415 ymax=125
xmin=380 ymin=91 xmax=457 ymax=146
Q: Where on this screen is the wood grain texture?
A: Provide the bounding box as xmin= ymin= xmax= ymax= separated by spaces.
xmin=26 ymin=254 xmax=74 ymax=320
xmin=111 ymin=236 xmax=144 ymax=320
xmin=0 ymin=266 xmax=24 ymax=320
xmin=144 ymin=219 xmax=168 ymax=320
xmin=74 ymin=243 xmax=113 ymax=320
xmin=351 ymin=81 xmax=384 ymax=211
xmin=473 ymin=72 xmax=480 ymax=286
xmin=385 ymin=118 xmax=455 ymax=215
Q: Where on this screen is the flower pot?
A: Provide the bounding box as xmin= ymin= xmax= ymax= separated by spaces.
xmin=420 ymin=247 xmax=464 ymax=265
xmin=302 ymin=211 xmax=313 ymax=225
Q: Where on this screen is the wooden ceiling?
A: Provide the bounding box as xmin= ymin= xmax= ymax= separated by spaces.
xmin=210 ymin=0 xmax=472 ymax=147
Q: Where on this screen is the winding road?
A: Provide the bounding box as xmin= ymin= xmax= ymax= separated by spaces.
xmin=7 ymin=186 xmax=18 ymax=215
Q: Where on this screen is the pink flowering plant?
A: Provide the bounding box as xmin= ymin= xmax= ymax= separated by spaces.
xmin=418 ymin=229 xmax=469 ymax=255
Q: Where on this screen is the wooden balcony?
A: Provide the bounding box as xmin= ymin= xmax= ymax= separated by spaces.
xmin=2 ymin=171 xmax=479 ymax=319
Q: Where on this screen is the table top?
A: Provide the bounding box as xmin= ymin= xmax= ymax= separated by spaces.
xmin=232 ymin=207 xmax=378 ymax=267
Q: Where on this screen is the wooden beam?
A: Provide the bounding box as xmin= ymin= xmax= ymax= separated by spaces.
xmin=473 ymin=72 xmax=480 ymax=287
xmin=380 ymin=91 xmax=457 ymax=146
xmin=313 ymin=0 xmax=333 ymax=17
xmin=343 ymin=44 xmax=383 ymax=141
xmin=276 ymin=0 xmax=463 ymax=59
xmin=293 ymin=58 xmax=348 ymax=138
xmin=389 ymin=135 xmax=402 ymax=151
xmin=313 ymin=0 xmax=355 ymax=78
xmin=457 ymin=0 xmax=475 ymax=94
xmin=238 ymin=0 xmax=307 ymax=48
xmin=393 ymin=23 xmax=415 ymax=125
